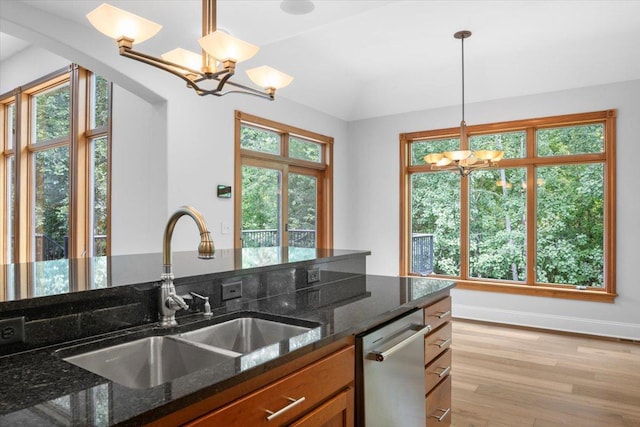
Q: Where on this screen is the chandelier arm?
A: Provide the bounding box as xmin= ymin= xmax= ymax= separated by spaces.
xmin=119 ymin=46 xmax=272 ymax=99
xmin=218 ymin=78 xmax=275 ymax=99
xmin=215 ymin=70 xmax=234 ymax=92
xmin=119 ymin=47 xmax=205 ymax=80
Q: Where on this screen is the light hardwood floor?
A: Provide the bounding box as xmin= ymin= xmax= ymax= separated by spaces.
xmin=450 ymin=320 xmax=640 ymax=427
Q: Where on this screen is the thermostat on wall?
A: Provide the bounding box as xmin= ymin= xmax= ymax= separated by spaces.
xmin=217 ymin=185 xmax=232 ymax=198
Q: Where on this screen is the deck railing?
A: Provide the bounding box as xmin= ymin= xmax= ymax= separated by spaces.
xmin=411 ymin=233 xmax=434 ymax=275
xmin=242 ymin=229 xmax=316 ymax=248
xmin=34 ymin=234 xmax=108 ymax=260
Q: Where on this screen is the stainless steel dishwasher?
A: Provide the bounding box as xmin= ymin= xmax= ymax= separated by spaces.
xmin=356 ymin=309 xmax=431 ymax=427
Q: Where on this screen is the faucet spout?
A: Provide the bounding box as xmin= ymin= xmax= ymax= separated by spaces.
xmin=159 ymin=206 xmax=215 ymax=327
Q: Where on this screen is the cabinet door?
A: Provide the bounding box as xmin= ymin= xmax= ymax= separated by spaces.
xmin=426 ymin=375 xmax=451 ymax=427
xmin=424 ymin=296 xmax=452 ymax=331
xmin=425 ymin=349 xmax=451 ymax=394
xmin=186 ymin=346 xmax=354 ymax=427
xmin=424 ymin=322 xmax=452 ymax=363
xmin=289 ymin=387 xmax=354 ymax=427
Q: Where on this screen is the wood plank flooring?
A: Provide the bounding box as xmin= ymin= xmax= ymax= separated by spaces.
xmin=450 ymin=320 xmax=640 ymax=427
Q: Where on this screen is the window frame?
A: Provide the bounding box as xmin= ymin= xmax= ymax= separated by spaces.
xmin=234 ymin=111 xmax=334 ymax=249
xmin=400 ymin=110 xmax=616 ymax=302
xmin=0 ymin=64 xmax=112 ymax=265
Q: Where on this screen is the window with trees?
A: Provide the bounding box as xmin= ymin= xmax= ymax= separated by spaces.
xmin=0 ymin=65 xmax=111 ymax=266
xmin=234 ymin=111 xmax=333 ymax=249
xmin=400 ymin=110 xmax=616 ymax=301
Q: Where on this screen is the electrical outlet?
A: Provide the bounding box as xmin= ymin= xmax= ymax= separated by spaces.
xmin=307 ymin=268 xmax=320 ymax=284
xmin=222 ymin=281 xmax=242 ymax=301
xmin=0 ymin=317 xmax=25 ymax=346
xmin=307 ymin=289 xmax=321 ymax=307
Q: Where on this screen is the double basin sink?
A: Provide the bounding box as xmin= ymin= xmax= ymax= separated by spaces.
xmin=60 ymin=313 xmax=322 ymax=389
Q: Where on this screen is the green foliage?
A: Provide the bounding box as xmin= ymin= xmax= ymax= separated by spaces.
xmin=537 ymin=125 xmax=603 ymax=156
xmin=28 ymin=73 xmax=111 ymax=259
xmin=469 ymin=168 xmax=526 ymax=281
xmin=34 ymin=146 xmax=69 ymax=254
xmin=536 ymin=164 xmax=604 ymax=286
xmin=411 ymin=172 xmax=460 ymax=275
xmin=288 ymin=173 xmax=317 ymax=230
xmin=93 ymin=137 xmax=109 ymax=255
xmin=240 ymin=125 xmax=279 ymax=154
xmin=289 ymin=137 xmax=321 ymax=162
xmin=35 ymin=83 xmax=70 ymax=142
xmin=93 ymin=75 xmax=110 ymax=128
xmin=240 ymin=126 xmax=319 ymax=247
xmin=242 ymin=166 xmax=280 ymax=230
xmin=410 ymin=126 xmax=605 ymax=287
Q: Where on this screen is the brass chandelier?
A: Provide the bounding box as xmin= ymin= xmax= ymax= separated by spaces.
xmin=423 ymin=30 xmax=504 ymax=177
xmin=87 ymin=0 xmax=293 ymax=99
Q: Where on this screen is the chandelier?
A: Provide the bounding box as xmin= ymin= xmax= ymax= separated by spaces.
xmin=86 ymin=0 xmax=293 ymax=99
xmin=423 ymin=30 xmax=504 ymax=177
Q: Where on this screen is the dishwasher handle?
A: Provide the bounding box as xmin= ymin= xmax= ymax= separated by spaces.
xmin=369 ymin=324 xmax=432 ymax=362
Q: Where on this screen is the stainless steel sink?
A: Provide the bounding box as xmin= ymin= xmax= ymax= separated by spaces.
xmin=61 ymin=313 xmax=322 ymax=388
xmin=176 ymin=317 xmax=319 ymax=354
xmin=63 ymin=336 xmax=234 ymax=389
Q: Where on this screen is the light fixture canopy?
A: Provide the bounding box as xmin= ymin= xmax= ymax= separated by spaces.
xmin=424 ymin=30 xmax=504 ymax=176
xmin=87 ymin=0 xmax=293 ymax=99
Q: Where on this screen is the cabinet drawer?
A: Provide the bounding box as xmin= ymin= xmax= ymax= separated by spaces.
xmin=425 ymin=348 xmax=451 ymax=394
xmin=426 ymin=374 xmax=451 ymax=427
xmin=289 ymin=386 xmax=354 ymax=427
xmin=186 ymin=346 xmax=355 ymax=427
xmin=424 ymin=322 xmax=452 ymax=363
xmin=424 ymin=296 xmax=452 ymax=332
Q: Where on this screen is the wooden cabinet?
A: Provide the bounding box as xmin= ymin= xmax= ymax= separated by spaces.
xmin=290 ymin=387 xmax=354 ymax=427
xmin=185 ymin=346 xmax=355 ymax=427
xmin=426 ymin=375 xmax=451 ymax=427
xmin=423 ymin=295 xmax=452 ymax=427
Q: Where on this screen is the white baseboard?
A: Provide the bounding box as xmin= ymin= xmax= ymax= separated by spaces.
xmin=453 ymin=303 xmax=640 ymax=341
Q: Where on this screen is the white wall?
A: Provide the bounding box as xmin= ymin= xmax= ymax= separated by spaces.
xmin=347 ymin=80 xmax=640 ymax=340
xmin=0 ymin=1 xmax=350 ymax=257
xmin=2 ymin=2 xmax=638 ymax=339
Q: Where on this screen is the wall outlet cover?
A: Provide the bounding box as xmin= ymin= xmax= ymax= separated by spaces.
xmin=307 ymin=268 xmax=320 ymax=284
xmin=222 ymin=281 xmax=242 ymax=301
xmin=0 ymin=317 xmax=25 ymax=346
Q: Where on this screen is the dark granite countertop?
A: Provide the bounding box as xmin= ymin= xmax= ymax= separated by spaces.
xmin=1 ymin=248 xmax=369 ymax=303
xmin=0 ymin=274 xmax=454 ymax=426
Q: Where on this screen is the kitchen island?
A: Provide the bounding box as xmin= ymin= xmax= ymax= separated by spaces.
xmin=0 ymin=248 xmax=454 ymax=426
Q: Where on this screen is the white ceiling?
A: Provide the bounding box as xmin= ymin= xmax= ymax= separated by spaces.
xmin=2 ymin=0 xmax=640 ymax=121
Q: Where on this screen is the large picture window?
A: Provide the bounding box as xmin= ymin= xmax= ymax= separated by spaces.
xmin=400 ymin=110 xmax=616 ymax=301
xmin=0 ymin=65 xmax=111 ymax=265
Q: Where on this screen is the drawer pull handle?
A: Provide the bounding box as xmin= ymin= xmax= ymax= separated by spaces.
xmin=265 ymin=396 xmax=306 ymax=421
xmin=430 ymin=337 xmax=451 ymax=348
xmin=436 ymin=365 xmax=451 ymax=377
xmin=369 ymin=324 xmax=432 ymax=362
xmin=430 ymin=407 xmax=451 ymax=422
xmin=434 ymin=310 xmax=451 ymax=319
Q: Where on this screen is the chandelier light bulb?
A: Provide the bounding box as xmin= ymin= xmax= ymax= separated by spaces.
xmin=198 ymin=31 xmax=259 ymax=64
xmin=87 ymin=3 xmax=162 ymax=44
xmin=246 ymin=66 xmax=294 ymax=90
xmin=161 ymin=48 xmax=203 ymax=74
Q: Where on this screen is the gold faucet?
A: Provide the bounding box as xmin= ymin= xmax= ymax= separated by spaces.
xmin=159 ymin=206 xmax=215 ymax=327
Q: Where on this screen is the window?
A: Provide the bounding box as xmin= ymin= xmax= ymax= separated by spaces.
xmin=400 ymin=110 xmax=616 ymax=301
xmin=0 ymin=65 xmax=111 ymax=265
xmin=234 ymin=111 xmax=333 ymax=249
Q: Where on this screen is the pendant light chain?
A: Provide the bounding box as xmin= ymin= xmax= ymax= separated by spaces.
xmin=423 ymin=30 xmax=504 ymax=176
xmin=461 ymin=34 xmax=465 ymax=124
